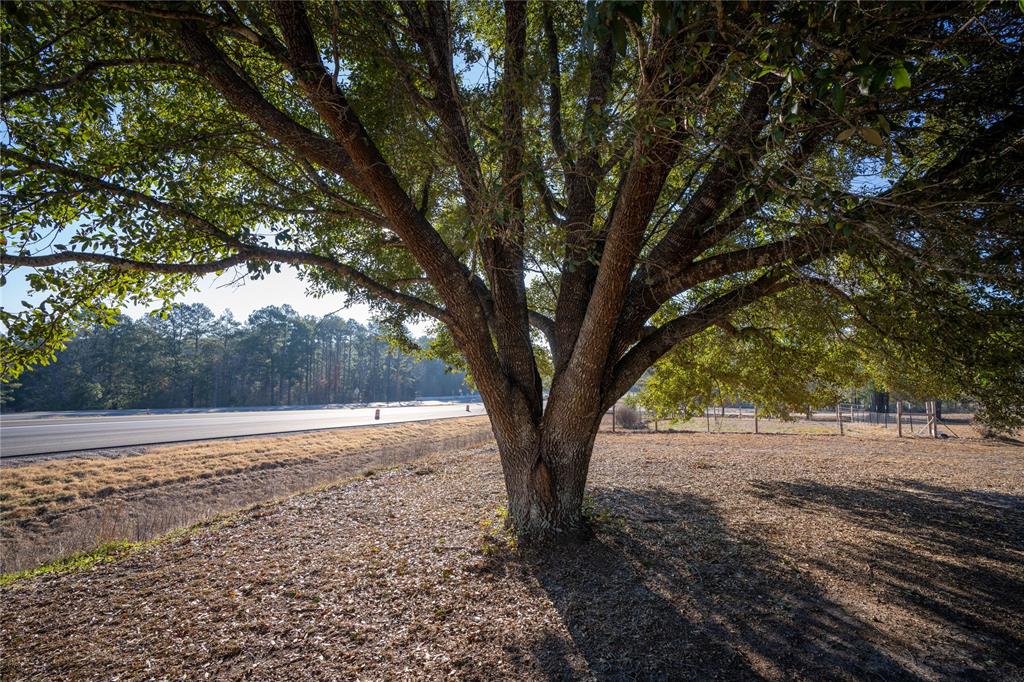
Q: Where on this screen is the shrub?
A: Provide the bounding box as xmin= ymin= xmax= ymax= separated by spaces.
xmin=615 ymin=404 xmax=644 ymax=430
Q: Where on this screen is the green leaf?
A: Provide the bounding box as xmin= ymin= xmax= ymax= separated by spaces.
xmin=831 ymin=83 xmax=846 ymax=114
xmin=891 ymin=62 xmax=911 ymax=91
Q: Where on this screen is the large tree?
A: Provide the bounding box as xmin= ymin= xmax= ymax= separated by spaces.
xmin=2 ymin=1 xmax=1021 ymax=539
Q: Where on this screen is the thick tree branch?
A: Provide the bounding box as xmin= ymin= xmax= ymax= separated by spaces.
xmin=100 ymin=1 xmax=288 ymax=60
xmin=482 ymin=0 xmax=542 ymax=418
xmin=2 ymin=150 xmax=446 ymax=320
xmin=555 ymin=34 xmax=708 ymax=395
xmin=662 ymin=231 xmax=839 ymax=297
xmin=550 ymin=28 xmax=617 ymax=370
xmin=542 ymin=5 xmax=571 ymax=174
xmin=398 ymin=1 xmax=486 ymax=217
xmin=270 ymin=1 xmax=512 ymax=415
xmin=615 ymin=129 xmax=826 ymax=348
xmin=528 ymin=310 xmax=557 ymax=354
xmin=640 ymin=74 xmax=780 ymax=275
xmin=174 ymin=23 xmax=368 ymax=194
xmin=1 ymin=244 xmax=445 ymax=321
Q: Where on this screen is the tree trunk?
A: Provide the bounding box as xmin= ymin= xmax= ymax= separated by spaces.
xmin=870 ymin=390 xmax=889 ymax=423
xmin=485 ymin=398 xmax=599 ymax=542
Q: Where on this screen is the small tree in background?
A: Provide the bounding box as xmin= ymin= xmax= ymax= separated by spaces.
xmin=632 ymin=287 xmax=864 ymax=422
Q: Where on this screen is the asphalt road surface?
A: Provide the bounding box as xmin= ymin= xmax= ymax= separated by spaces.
xmin=0 ymin=403 xmax=486 ymax=457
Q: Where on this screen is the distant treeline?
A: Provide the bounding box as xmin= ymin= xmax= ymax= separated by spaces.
xmin=6 ymin=304 xmax=469 ymax=412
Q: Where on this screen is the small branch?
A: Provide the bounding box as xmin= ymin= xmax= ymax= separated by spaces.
xmin=532 ymin=167 xmax=565 ymax=225
xmin=799 ymin=275 xmax=891 ymax=339
xmin=2 ymin=58 xmax=195 ymax=103
xmin=4 ymin=148 xmax=242 ymax=247
xmin=1 ymin=250 xmax=248 ymax=274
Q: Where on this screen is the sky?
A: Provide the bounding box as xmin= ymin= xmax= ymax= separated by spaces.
xmin=132 ymin=267 xmax=376 ymax=323
xmin=2 ymin=265 xmax=378 ymax=325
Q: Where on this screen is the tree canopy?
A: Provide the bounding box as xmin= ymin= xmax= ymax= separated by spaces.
xmin=2 ymin=1 xmax=1021 ymax=535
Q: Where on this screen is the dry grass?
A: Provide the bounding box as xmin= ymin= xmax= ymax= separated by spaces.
xmin=1 ymin=431 xmax=1020 ymax=680
xmin=0 ymin=417 xmax=493 ymax=572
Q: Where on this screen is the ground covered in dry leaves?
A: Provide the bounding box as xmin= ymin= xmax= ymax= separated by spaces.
xmin=2 ymin=432 xmax=1022 ymax=680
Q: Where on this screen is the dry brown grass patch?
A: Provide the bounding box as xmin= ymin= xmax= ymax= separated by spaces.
xmin=0 ymin=417 xmax=492 ymax=572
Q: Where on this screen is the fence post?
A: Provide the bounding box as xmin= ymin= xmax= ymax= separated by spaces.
xmin=836 ymin=404 xmax=844 ymax=435
xmin=611 ymin=403 xmax=616 ymax=433
xmin=705 ymin=406 xmax=711 ymax=433
xmin=754 ymin=404 xmax=759 ymax=434
xmin=896 ymin=401 xmax=902 ymax=437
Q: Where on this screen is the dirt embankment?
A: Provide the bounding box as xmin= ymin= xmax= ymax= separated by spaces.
xmin=2 ymin=432 xmax=1021 ymax=680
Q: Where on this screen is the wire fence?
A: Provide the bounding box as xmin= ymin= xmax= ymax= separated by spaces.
xmin=606 ymin=402 xmax=977 ymax=439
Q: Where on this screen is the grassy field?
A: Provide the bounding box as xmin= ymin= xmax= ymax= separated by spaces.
xmin=1 ymin=430 xmax=1020 ymax=680
xmin=0 ymin=417 xmax=493 ymax=572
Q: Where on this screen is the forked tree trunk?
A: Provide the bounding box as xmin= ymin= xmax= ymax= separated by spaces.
xmin=485 ymin=396 xmax=601 ymax=541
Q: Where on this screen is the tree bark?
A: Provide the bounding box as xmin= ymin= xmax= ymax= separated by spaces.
xmin=484 ymin=390 xmax=600 ymax=541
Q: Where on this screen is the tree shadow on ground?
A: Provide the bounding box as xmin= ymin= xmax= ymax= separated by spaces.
xmin=750 ymin=478 xmax=1024 ymax=675
xmin=524 ymin=481 xmax=1019 ymax=675
xmin=526 ymin=487 xmax=918 ymax=681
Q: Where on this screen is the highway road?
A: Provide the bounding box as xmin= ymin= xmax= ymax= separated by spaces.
xmin=0 ymin=403 xmax=486 ymax=457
